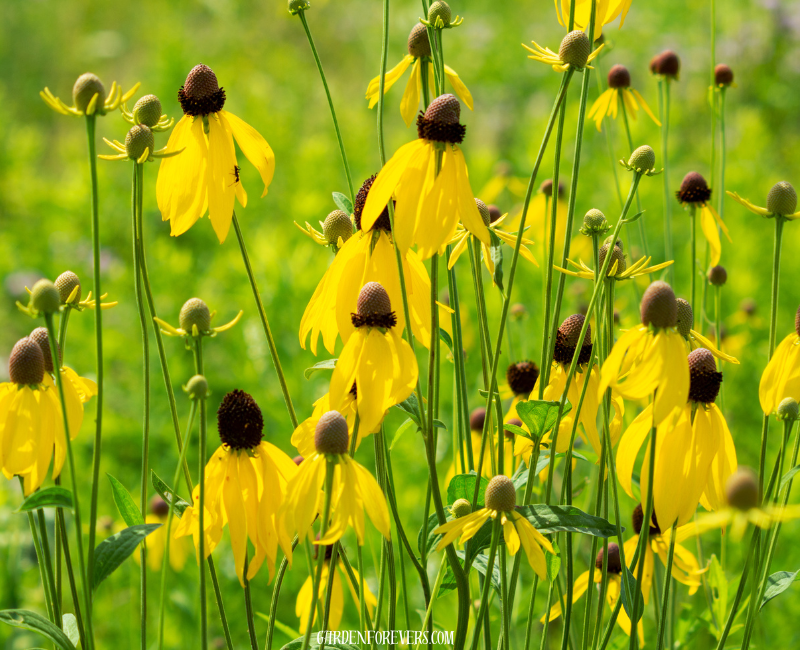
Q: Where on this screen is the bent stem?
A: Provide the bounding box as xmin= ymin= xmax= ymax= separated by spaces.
xmin=232 ymin=212 xmax=299 ymax=428
xmin=619 ymin=102 xmax=649 ymax=259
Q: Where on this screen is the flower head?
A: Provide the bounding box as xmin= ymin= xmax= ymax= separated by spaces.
xmin=556 ymin=238 xmax=673 ymax=281
xmin=714 ymin=64 xmax=735 ymax=88
xmin=122 ymin=94 xmax=175 ymax=131
xmin=523 ymin=30 xmax=603 ymax=73
xmin=41 ymin=73 xmax=140 ymax=117
xmin=174 ymin=390 xmax=298 ymax=585
xmin=54 ymin=270 xmax=117 ymax=311
xmin=728 ymin=181 xmax=800 ymax=220
xmin=759 ymin=304 xmax=800 ymax=415
xmin=100 ymin=122 xmax=184 ymax=164
xmin=650 ymin=50 xmax=681 ymax=80
xmin=157 ymin=64 xmax=275 ymax=242
xmin=155 ymin=297 xmax=242 ymax=341
xmin=588 ymin=64 xmax=661 ymax=132
xmin=620 ymin=145 xmax=661 ymax=176
xmin=676 ymin=172 xmax=731 ymax=266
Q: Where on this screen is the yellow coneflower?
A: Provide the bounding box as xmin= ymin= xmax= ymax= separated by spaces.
xmin=300 ymin=175 xmax=433 ymax=356
xmin=589 ymin=64 xmax=661 ymax=132
xmin=174 ymin=390 xmax=298 ymax=585
xmin=54 ymin=270 xmax=118 ymax=312
xmin=294 ymin=209 xmax=354 ymax=254
xmin=292 ymin=390 xmax=364 ymax=459
xmin=617 ymin=349 xmax=736 ymax=528
xmin=555 ymin=0 xmax=633 ymax=41
xmin=542 ymin=543 xmax=643 ymax=643
xmin=156 ymin=64 xmax=275 ymax=242
xmin=154 ymin=296 xmax=242 ymax=339
xmin=279 ymin=411 xmax=391 ymax=546
xmin=366 ymin=23 xmax=473 ymax=127
xmin=328 ymin=283 xmax=418 ymax=435
xmin=523 ymin=30 xmax=603 ymax=74
xmin=295 ymin=543 xmax=377 ymax=633
xmin=675 ymin=298 xmax=739 ymax=365
xmin=689 ymin=468 xmax=800 ymax=541
xmin=599 ymin=281 xmax=689 ymax=427
xmin=728 ymin=180 xmax=800 ymax=221
xmin=759 ymin=305 xmax=800 ymax=415
xmin=448 ymin=198 xmax=538 ymax=278
xmin=361 ymin=94 xmax=491 ymax=260
xmin=434 ymin=475 xmax=554 ymax=578
xmin=676 ymin=172 xmax=731 ymax=267
xmin=41 ymin=72 xmax=139 ymax=117
xmin=555 ymin=236 xmax=673 ymax=282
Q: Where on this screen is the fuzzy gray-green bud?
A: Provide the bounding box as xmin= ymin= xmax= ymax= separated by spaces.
xmin=132 ymin=94 xmax=163 ymax=127
xmin=767 ymin=181 xmax=797 ymax=216
xmin=777 ymin=398 xmax=799 ymax=422
xmin=30 ymin=279 xmax=61 ymax=315
xmin=628 ymin=145 xmax=656 ymax=173
xmin=73 ymin=73 xmax=105 ymax=113
xmin=427 ymin=1 xmax=452 ymax=27
xmin=125 ymin=125 xmax=155 ymax=160
xmin=288 ymin=0 xmax=310 ymax=14
xmin=185 ymin=375 xmax=210 ymax=401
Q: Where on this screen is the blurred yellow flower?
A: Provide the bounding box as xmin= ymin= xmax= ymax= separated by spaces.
xmin=677 ymin=172 xmax=731 ymax=267
xmin=759 ymin=307 xmax=800 ymax=415
xmin=589 ymin=64 xmax=660 ymax=131
xmin=555 ymin=0 xmax=633 ymax=41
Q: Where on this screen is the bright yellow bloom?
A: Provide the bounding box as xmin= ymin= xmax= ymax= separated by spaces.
xmin=174 ymin=390 xmax=298 ymax=585
xmin=675 ymin=297 xmax=739 ymax=365
xmin=134 ymin=497 xmax=189 ymax=572
xmin=434 ymin=475 xmax=554 ymax=579
xmin=589 ymin=65 xmax=660 ymax=132
xmin=759 ymin=318 xmax=800 ymax=415
xmin=599 ymin=282 xmax=689 ymax=427
xmin=328 ymin=283 xmax=418 ymax=435
xmin=300 ymin=181 xmax=433 ymax=355
xmin=361 ymin=94 xmax=490 ymax=260
xmin=279 ymin=411 xmax=391 ymax=547
xmin=555 ymin=0 xmax=634 ymax=41
xmin=523 ymin=31 xmax=603 ymax=73
xmin=156 ymin=65 xmax=275 ymax=243
xmin=41 ymin=73 xmax=139 ymax=117
xmin=542 ymin=544 xmax=642 ymax=643
xmin=676 ymin=172 xmax=731 ymax=267
xmin=292 ymin=390 xmax=367 ymax=459
xmin=366 ymin=24 xmax=472 ymax=127
xmin=296 ymin=550 xmax=377 ymax=633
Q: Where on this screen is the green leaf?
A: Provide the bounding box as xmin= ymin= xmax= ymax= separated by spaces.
xmin=394 ymin=394 xmax=422 ymax=426
xmin=516 ymin=505 xmax=619 ymax=537
xmin=418 ymin=512 xmax=441 ymax=558
xmin=707 ymin=554 xmax=727 ymax=632
xmin=546 ymin=540 xmax=561 ymax=582
xmin=780 ymin=465 xmax=800 ymax=491
xmin=502 ymin=423 xmax=527 ymax=438
xmin=439 ymin=328 xmax=453 ymax=355
xmin=62 ymin=613 xmax=79 ymax=647
xmin=390 ymin=418 xmax=417 ymax=450
xmin=93 ymin=524 xmax=162 ymax=590
xmin=17 ymin=487 xmax=73 ymax=512
xmin=331 ymin=192 xmax=353 ymax=215
xmin=619 ymin=566 xmax=644 ymax=623
xmin=446 ymin=473 xmax=488 ymax=507
xmin=623 ymin=209 xmax=646 ymax=224
xmin=107 ymin=474 xmax=144 ymax=527
xmin=515 ymin=400 xmax=571 ymax=440
xmin=0 ymin=610 xmax=76 ymax=649
xmin=489 ymin=230 xmax=504 ymax=292
xmin=150 ymin=470 xmax=190 ymax=518
xmin=304 ymin=358 xmax=337 ymax=380
xmin=760 ymin=568 xmax=800 ymax=611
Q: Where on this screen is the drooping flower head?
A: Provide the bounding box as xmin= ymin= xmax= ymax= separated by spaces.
xmin=588 ymin=64 xmax=661 ymax=132
xmin=361 ymin=94 xmax=491 ymax=259
xmin=676 ymin=172 xmax=731 ymax=267
xmin=156 ymin=64 xmax=275 ymax=242
xmin=433 ymin=475 xmax=555 ymax=578
xmin=279 ymin=411 xmax=391 ymax=547
xmin=366 ymin=23 xmax=473 ymax=127
xmin=760 ymin=304 xmax=800 ymax=415
xmin=174 ymin=390 xmax=298 ymax=585
xmin=714 ymin=64 xmax=735 ymax=88
xmin=328 ymin=282 xmax=418 ymax=434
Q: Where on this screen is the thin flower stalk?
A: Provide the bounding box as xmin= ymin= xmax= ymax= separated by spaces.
xmin=22 ymin=483 xmax=56 ymax=624
xmin=658 ymin=78 xmax=674 ymax=284
xmin=619 ymin=102 xmax=650 ymax=260
xmin=194 ymin=339 xmax=209 ymax=650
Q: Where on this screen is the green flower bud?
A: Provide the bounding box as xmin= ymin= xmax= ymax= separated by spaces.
xmin=451 ymin=499 xmax=472 ymax=518
xmin=427 ymin=1 xmax=452 ymax=27
xmin=766 ymin=181 xmax=797 ymax=216
xmin=777 ymin=398 xmax=799 ymax=422
xmin=30 ymin=279 xmax=61 ymax=315
xmin=628 ymin=145 xmax=656 ymax=173
xmin=322 ymin=210 xmax=353 ymax=246
xmin=55 ymin=271 xmax=81 ymax=304
xmin=73 ymin=73 xmax=105 ymax=113
xmin=132 ymin=94 xmax=163 ymax=127
xmin=558 ymin=31 xmax=591 ymax=68
xmin=184 ymin=375 xmax=210 ymax=401
xmin=288 ymin=0 xmax=310 ymax=14
xmin=179 ymin=298 xmax=211 ymax=333
xmin=125 ymin=125 xmax=154 ymax=160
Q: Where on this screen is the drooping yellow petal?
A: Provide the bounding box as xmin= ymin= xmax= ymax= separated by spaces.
xmin=541 ymin=570 xmax=591 ymax=623
xmin=399 ymin=59 xmax=422 ymax=128
xmin=700 ymin=206 xmax=723 ymax=267
xmin=366 ymin=56 xmax=414 ymax=107
xmin=631 ymin=89 xmax=662 ymax=126
xmin=353 ymin=459 xmax=391 ymax=540
xmin=221 ymin=110 xmax=275 ymax=198
xmin=616 ymin=404 xmax=653 ymax=500
xmin=444 ymin=64 xmax=473 ymax=110
xmin=205 ymin=116 xmax=237 ymax=243
xmin=453 ymin=146 xmax=492 ymax=248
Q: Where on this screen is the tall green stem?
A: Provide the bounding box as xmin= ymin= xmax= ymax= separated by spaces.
xmin=690 ymin=205 xmax=697 ymax=324
xmin=619 ymin=102 xmax=649 ymax=259
xmin=296 ymin=11 xmax=354 ymax=201
xmin=659 ymin=79 xmax=674 ymax=283
xmin=655 ymin=527 xmax=677 ymax=650
xmin=469 ymin=519 xmax=501 ymax=650
xmin=193 ymin=340 xmax=208 ymax=650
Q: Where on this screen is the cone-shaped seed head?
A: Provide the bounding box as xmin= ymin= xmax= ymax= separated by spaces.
xmin=323 ymin=210 xmax=353 ymax=246
xmin=559 ymin=30 xmax=591 ymax=68
xmin=73 ymin=73 xmax=105 ymax=113
xmin=470 ymin=407 xmax=486 ymax=432
xmin=125 ymin=125 xmax=154 ymax=160
xmin=452 ymin=498 xmax=472 ymax=518
xmin=598 ymin=243 xmax=626 ymax=275
xmin=726 ymin=468 xmax=758 ymax=511
xmin=179 ymin=297 xmax=211 ymax=333
xmin=488 ymin=205 xmax=502 ymax=223
xmin=651 ymin=50 xmax=680 ymax=77
xmin=632 ymin=503 xmax=661 ymax=536
xmin=485 ymin=475 xmax=516 ymax=512
xmin=475 ymin=199 xmax=491 ymax=227
xmin=559 ymin=314 xmax=590 ymax=347
xmin=354 ymin=175 xmax=392 ymax=232
xmin=540 ymin=179 xmax=555 ymax=197
xmin=708 ymin=265 xmax=727 ymax=286
xmin=767 ymin=181 xmax=797 ymax=216
xmin=427 ymin=1 xmax=451 ymax=26
xmin=641 ymin=281 xmax=678 ymax=329
xmin=217 ymin=389 xmax=264 ymax=450
xmin=408 ymin=23 xmax=432 ymax=58
xmin=55 ymin=271 xmax=81 ymax=304
xmin=584 ymin=208 xmax=607 ymax=229
xmin=9 ymin=337 xmax=45 ymax=385
xmin=677 ymin=171 xmax=711 ymax=204
xmin=676 ymin=298 xmax=693 ymax=338
xmin=150 ymin=495 xmax=170 ymax=518
xmin=688 ymin=349 xmax=722 ymax=404
xmin=315 ymin=410 xmax=349 ymax=455
xmin=424 ymin=94 xmax=460 ymax=124
xmin=29 ymin=327 xmax=61 ymax=373
xmin=714 ymin=64 xmax=734 ymax=86
xmin=357 ymin=282 xmax=392 ymax=316
xmin=595 ymin=543 xmax=622 ymax=573
xmin=607 ymin=64 xmax=631 ymax=89
xmin=506 ymin=361 xmax=539 ymax=396
xmin=132 ymin=94 xmax=163 ymax=127
xmin=31 ymin=279 xmax=61 ymax=314
xmin=778 ymin=398 xmax=799 ymax=422
xmin=628 ymin=145 xmax=656 ymax=171
xmin=184 ymin=64 xmax=219 ymax=99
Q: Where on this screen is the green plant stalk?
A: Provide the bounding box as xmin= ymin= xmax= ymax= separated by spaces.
xmin=713 ymin=528 xmax=758 ymax=650
xmin=193 ymin=339 xmax=208 ymax=650
xmin=133 ymin=162 xmax=151 ymax=650
xmin=21 ymin=484 xmax=55 ymax=624
xmin=56 ymin=486 xmax=86 ymax=646
xmin=37 ymin=509 xmax=60 ymax=625
xmin=619 ymin=102 xmax=649 ymax=260
xmin=232 ymin=213 xmax=298 ymax=428
xmin=658 ymin=79 xmax=674 ymax=284
xmin=413 ymin=558 xmax=447 ymax=650
xmin=710 ymin=0 xmax=717 ymax=190
xmin=45 ymin=313 xmax=94 ymax=649
xmin=469 ymin=519 xmax=502 ymax=650
xmin=157 ymin=399 xmax=199 ymax=650
xmin=296 ymin=11 xmax=355 ymax=201
xmin=690 ymin=205 xmax=697 ymax=324
xmin=244 ymin=553 xmax=259 ymax=650
xmin=714 ymin=285 xmax=725 ymax=410
xmin=371 ymin=432 xmax=397 ymax=642
xmin=263 ymin=536 xmax=299 ymax=650
xmin=300 ymin=461 xmax=336 ymax=650
xmin=84 ymin=114 xmax=104 ymax=607
xmin=654 ymin=526 xmax=677 ymax=650
xmin=718 ymin=89 xmax=727 ymax=217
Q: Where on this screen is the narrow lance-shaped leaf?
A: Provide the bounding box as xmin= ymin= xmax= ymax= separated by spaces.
xmin=760 ymin=569 xmax=800 ymax=611
xmin=17 ymin=487 xmax=73 ymax=513
xmin=0 ymin=609 xmax=76 ymax=650
xmin=107 ymin=474 xmax=144 ymax=527
xmin=150 ymin=470 xmax=190 ymax=518
xmin=93 ymin=524 xmax=162 ymax=590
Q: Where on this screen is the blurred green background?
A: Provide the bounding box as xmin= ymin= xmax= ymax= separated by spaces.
xmin=2 ymin=0 xmax=800 ymax=647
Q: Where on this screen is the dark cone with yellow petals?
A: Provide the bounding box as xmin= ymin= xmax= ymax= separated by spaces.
xmin=9 ymin=338 xmax=45 ymax=386
xmin=641 ymin=281 xmax=678 ymax=329
xmin=714 ymin=64 xmax=734 ymax=87
xmin=408 ymin=23 xmax=432 ymax=58
xmin=596 ymin=543 xmax=622 ymax=574
xmin=677 ymin=172 xmax=711 ymax=205
xmin=608 ymin=64 xmax=631 ymax=89
xmin=688 ymin=349 xmax=722 ymax=404
xmin=506 ymin=361 xmax=539 ymax=396
xmin=632 ymin=503 xmax=661 ymax=536
xmin=485 ymin=475 xmax=516 ymax=512
xmin=179 ymin=64 xmax=226 ymax=117
xmin=417 ymin=94 xmax=465 ymax=144
xmin=554 ymin=314 xmax=592 ymax=365
xmin=352 ymin=282 xmax=397 ymax=329
xmin=217 ymin=389 xmax=264 ymax=450
xmin=314 ymin=411 xmax=349 ymax=455
xmin=354 ymin=175 xmax=392 ymax=232
xmin=598 ymin=243 xmax=626 ymax=276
